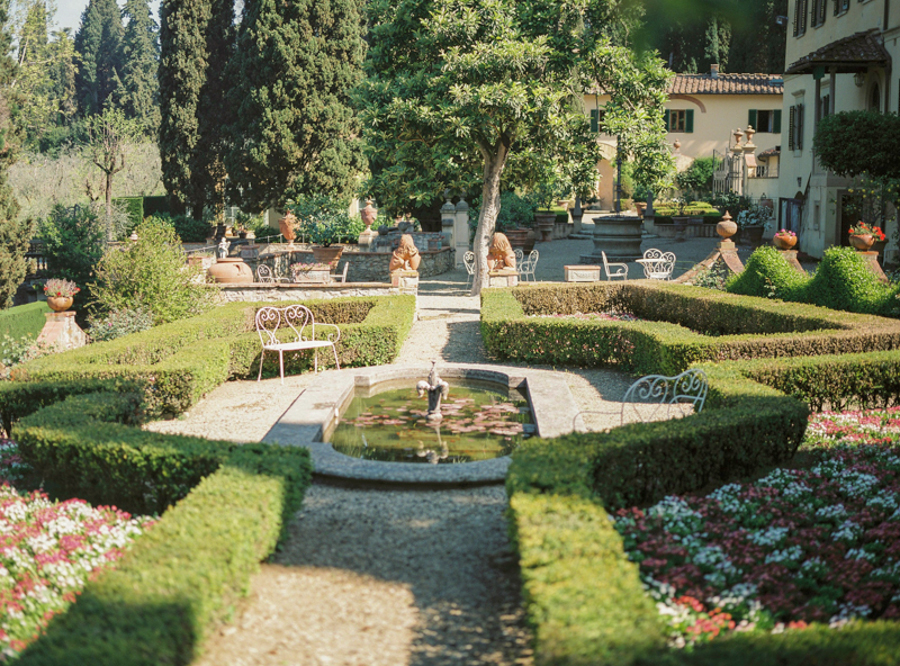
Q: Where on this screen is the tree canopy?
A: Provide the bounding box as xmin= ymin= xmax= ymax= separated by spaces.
xmin=74 ymin=0 xmax=124 ymax=116
xmin=814 ymin=111 xmax=900 ymax=180
xmin=358 ymin=0 xmax=673 ymax=293
xmin=118 ymin=0 xmax=160 ymax=135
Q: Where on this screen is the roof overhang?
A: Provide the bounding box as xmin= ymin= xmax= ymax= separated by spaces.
xmin=786 ymin=29 xmax=890 ymax=75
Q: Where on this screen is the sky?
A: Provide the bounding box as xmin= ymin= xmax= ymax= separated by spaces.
xmin=56 ymin=0 xmax=162 ymax=32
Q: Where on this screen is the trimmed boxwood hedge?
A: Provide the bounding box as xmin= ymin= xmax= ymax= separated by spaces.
xmin=1 ymin=295 xmax=415 ymax=664
xmin=498 ymin=283 xmax=900 ymax=665
xmin=9 ymin=295 xmax=415 ymax=420
xmin=482 ymin=282 xmax=900 ymax=375
xmin=0 ymin=301 xmax=51 ymax=342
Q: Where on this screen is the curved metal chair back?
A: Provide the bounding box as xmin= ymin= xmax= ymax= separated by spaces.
xmin=621 ymin=368 xmax=708 ymax=424
xmin=601 ymin=251 xmax=628 ymax=280
xmin=514 ymin=249 xmax=524 ymax=265
xmin=519 ymin=250 xmax=539 ymax=281
xmin=463 ymin=251 xmax=476 ymax=288
xmin=640 ymin=248 xmax=676 ymax=280
xmin=257 ymin=264 xmax=276 ymax=283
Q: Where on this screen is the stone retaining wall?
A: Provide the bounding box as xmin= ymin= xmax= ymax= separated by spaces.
xmin=254 ymin=244 xmax=454 ymax=282
xmin=219 ymin=283 xmax=403 ymax=303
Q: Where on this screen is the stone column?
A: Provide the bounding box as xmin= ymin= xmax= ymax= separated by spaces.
xmin=441 ymin=197 xmax=456 ymax=259
xmin=454 ymin=198 xmax=470 ymax=267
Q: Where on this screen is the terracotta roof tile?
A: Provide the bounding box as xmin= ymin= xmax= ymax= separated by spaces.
xmin=785 ymin=29 xmax=890 ymax=74
xmin=668 ymin=73 xmax=783 ymax=95
xmin=758 ymin=147 xmax=780 ymax=159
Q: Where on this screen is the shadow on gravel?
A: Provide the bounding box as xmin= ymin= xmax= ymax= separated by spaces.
xmin=442 ymin=320 xmax=490 ymax=364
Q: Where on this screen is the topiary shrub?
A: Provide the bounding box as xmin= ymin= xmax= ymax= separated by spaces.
xmin=726 ymin=246 xmax=809 ymax=300
xmin=803 ymin=246 xmax=898 ymax=316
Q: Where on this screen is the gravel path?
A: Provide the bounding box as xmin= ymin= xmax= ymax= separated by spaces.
xmin=158 ymin=233 xmax=714 ymax=665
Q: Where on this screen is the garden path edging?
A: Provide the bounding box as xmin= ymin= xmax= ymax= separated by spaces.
xmin=262 ymin=363 xmax=579 ymax=485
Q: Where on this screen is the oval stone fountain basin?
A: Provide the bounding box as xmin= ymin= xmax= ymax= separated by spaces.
xmin=330 ymin=384 xmax=533 ymax=464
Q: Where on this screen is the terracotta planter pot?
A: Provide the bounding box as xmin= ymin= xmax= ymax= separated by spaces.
xmin=849 ymin=234 xmax=875 ymax=251
xmin=504 ymin=227 xmax=536 ymax=253
xmin=207 ymin=257 xmax=253 ymax=283
xmin=47 ymin=296 xmax=73 ymax=312
xmin=311 ymin=245 xmax=344 ymax=267
xmin=773 ymin=234 xmax=797 ymax=250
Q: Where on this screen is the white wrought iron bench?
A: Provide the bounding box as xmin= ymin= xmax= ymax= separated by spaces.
xmin=572 ymin=368 xmax=708 ymax=432
xmin=256 ymin=264 xmax=289 ymax=283
xmin=255 ymin=304 xmax=341 ymax=384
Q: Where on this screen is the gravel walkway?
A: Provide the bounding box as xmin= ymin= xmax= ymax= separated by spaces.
xmin=156 ymin=231 xmax=728 ymax=665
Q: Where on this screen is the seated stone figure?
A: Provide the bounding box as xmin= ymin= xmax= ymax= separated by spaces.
xmin=488 ymin=232 xmax=516 ymax=270
xmin=389 ymin=234 xmax=422 ymax=273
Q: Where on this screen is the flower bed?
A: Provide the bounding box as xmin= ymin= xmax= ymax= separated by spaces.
xmin=0 ymin=439 xmax=152 ymax=659
xmin=614 ymin=407 xmax=900 ymax=648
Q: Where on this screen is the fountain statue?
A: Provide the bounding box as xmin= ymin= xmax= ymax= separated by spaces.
xmin=416 ymin=359 xmax=450 ymax=422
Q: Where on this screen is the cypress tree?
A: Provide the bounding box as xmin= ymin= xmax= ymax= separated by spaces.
xmin=74 ymin=0 xmax=124 ymax=116
xmin=190 ymin=0 xmax=234 ymax=217
xmin=119 ymin=0 xmax=160 ymax=134
xmin=0 ymin=0 xmax=35 ymax=309
xmin=226 ymin=0 xmax=367 ymax=211
xmin=158 ymin=0 xmax=209 ymax=214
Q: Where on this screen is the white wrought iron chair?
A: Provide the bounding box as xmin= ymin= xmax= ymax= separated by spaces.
xmin=463 ymin=251 xmax=476 ymax=289
xmin=256 ymin=264 xmax=289 ymax=283
xmin=330 ymin=261 xmax=350 ymax=283
xmin=639 ymin=248 xmax=676 ymax=280
xmin=572 ymin=368 xmax=708 ymax=432
xmin=514 ymin=249 xmax=524 ymax=267
xmin=518 ymin=250 xmax=539 ymax=282
xmin=255 ymin=304 xmax=341 ymax=384
xmin=601 ymin=251 xmax=628 ymax=280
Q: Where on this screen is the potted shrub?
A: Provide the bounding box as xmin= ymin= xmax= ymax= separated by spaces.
xmin=288 ymin=196 xmax=364 ymax=266
xmin=735 ymin=204 xmax=773 ymax=246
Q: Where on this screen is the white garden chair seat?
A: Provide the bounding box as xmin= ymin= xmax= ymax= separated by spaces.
xmin=255 ymin=304 xmax=341 ymax=384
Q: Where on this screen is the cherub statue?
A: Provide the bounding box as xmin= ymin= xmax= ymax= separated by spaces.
xmin=217 ymin=237 xmax=230 ymax=259
xmin=389 ymin=234 xmax=422 ymax=273
xmin=488 ymin=232 xmax=516 ymax=270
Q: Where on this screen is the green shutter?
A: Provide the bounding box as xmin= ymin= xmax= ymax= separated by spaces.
xmin=686 ymin=109 xmax=694 ymax=133
xmin=663 ymin=109 xmax=670 ymax=131
xmin=590 ymin=109 xmax=598 ymax=133
xmin=748 ymin=109 xmax=758 ymax=129
xmin=773 ymin=109 xmax=782 ymax=133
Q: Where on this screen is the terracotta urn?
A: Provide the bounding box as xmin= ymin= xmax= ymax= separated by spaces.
xmin=504 ymin=227 xmax=536 ymax=253
xmin=715 ymin=211 xmax=737 ymax=240
xmin=279 ymin=212 xmax=298 ymax=244
xmin=849 ymin=234 xmax=875 ymax=251
xmin=361 ymin=199 xmax=377 ymax=229
xmin=47 ymin=296 xmax=73 ymax=312
xmin=207 ymin=257 xmax=253 ymax=283
xmin=311 ymin=245 xmax=344 ymax=267
xmin=773 ymin=233 xmax=797 ymax=250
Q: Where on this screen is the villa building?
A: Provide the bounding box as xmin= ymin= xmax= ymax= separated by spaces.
xmin=588 ymin=67 xmax=783 ymax=206
xmin=778 ymin=0 xmax=899 ymax=260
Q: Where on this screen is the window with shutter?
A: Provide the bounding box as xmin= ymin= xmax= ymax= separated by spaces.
xmin=663 ymin=109 xmax=670 ymax=131
xmin=773 ymin=109 xmax=782 ymax=133
xmin=590 ymin=109 xmax=599 ymax=133
xmin=794 ymin=0 xmax=801 ymax=35
xmin=801 ymin=0 xmax=808 ymax=33
xmin=748 ymin=109 xmax=758 ymax=129
xmin=685 ymin=109 xmax=694 ymax=133
xmin=817 ymin=0 xmax=826 ymax=25
xmin=796 ymin=104 xmax=804 ymax=149
xmin=788 ymin=106 xmax=796 ymax=149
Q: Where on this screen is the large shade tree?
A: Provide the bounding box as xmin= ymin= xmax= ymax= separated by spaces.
xmin=225 ymin=0 xmax=367 ymax=211
xmin=359 ymin=0 xmax=673 ymax=294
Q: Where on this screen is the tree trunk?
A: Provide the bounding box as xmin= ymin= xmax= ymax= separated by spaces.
xmin=471 ymin=142 xmax=509 ymax=295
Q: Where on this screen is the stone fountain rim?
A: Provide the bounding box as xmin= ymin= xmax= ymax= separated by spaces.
xmin=261 ymin=362 xmax=580 ymax=486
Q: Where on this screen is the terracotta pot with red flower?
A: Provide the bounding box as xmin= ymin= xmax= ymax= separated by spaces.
xmin=848 ymin=222 xmax=886 ymax=251
xmin=43 ymin=278 xmax=80 ymax=312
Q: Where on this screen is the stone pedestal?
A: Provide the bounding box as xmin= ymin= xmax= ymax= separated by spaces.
xmin=564 ymin=265 xmax=601 ymax=282
xmin=674 ymin=239 xmax=746 ymax=284
xmin=776 ymin=249 xmax=808 ymax=275
xmin=358 ymin=228 xmax=378 ymax=248
xmin=580 ymin=215 xmax=643 ymax=264
xmin=391 ymin=269 xmax=420 ymax=293
xmin=488 ymin=269 xmax=518 ymax=287
xmin=859 ymin=251 xmax=889 ymax=284
xmin=454 ymin=199 xmax=470 ymax=268
xmin=36 ymin=311 xmax=87 ymax=352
